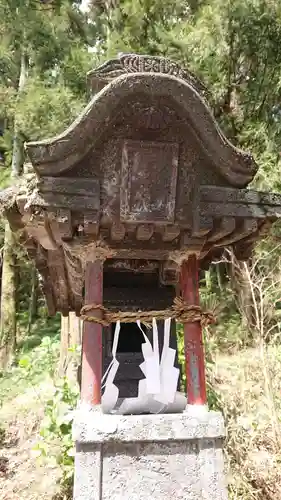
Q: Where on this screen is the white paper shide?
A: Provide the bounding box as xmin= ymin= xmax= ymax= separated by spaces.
xmin=101 ymin=318 xmax=187 ymax=415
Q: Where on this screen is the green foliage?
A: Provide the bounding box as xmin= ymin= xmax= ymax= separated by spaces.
xmin=28 ymin=342 xmax=79 ymax=498
xmin=0 ymin=129 xmax=13 ymax=170
xmin=18 ymin=337 xmax=58 ymax=381
xmin=0 ymin=0 xmax=95 ymax=150
xmin=1 ymin=329 xmax=78 ymax=498
xmin=0 ymin=423 xmax=5 ymax=444
xmin=89 ymin=0 xmax=188 ymax=58
xmin=0 ymin=319 xmax=60 ymax=404
xmin=0 ymin=5 xmax=88 ymax=489
xmin=0 ymin=0 xmax=95 ymax=368
xmin=34 ymin=379 xmax=78 ymax=497
xmin=16 ymin=78 xmax=86 ymax=140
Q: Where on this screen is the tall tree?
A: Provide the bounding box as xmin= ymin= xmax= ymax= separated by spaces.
xmin=0 ymin=49 xmax=27 ymax=368
xmin=0 ymin=0 xmax=95 ymax=368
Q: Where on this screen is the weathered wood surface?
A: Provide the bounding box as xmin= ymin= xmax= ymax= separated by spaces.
xmin=120 ymin=140 xmax=178 ymax=223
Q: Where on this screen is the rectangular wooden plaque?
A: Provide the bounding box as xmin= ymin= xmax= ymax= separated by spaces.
xmin=120 ymin=140 xmax=179 ymax=223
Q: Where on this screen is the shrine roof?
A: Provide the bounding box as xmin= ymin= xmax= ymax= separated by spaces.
xmin=25 ymin=54 xmax=257 ymax=188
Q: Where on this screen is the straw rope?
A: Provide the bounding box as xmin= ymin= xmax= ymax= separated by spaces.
xmin=80 ymin=297 xmax=215 ymax=328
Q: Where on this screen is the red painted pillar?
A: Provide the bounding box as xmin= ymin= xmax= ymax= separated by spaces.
xmin=180 ymin=255 xmax=207 ymax=405
xmin=81 ymin=261 xmax=103 ymax=405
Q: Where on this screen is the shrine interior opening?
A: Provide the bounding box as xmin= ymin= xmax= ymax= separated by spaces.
xmin=104 ymin=266 xmax=160 ymax=354
xmin=110 ymin=322 xmax=146 ymax=353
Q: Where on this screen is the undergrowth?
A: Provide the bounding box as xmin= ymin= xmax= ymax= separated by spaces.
xmin=215 ymin=345 xmax=281 ymax=500
xmin=1 ymin=303 xmax=281 ymax=500
xmin=33 ymin=378 xmax=78 ymax=500
xmin=0 ymin=312 xmax=77 ymax=498
xmin=0 ymin=318 xmax=61 ymax=406
xmin=15 ymin=336 xmax=79 ymax=499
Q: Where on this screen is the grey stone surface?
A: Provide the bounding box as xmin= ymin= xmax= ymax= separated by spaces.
xmin=73 ymin=443 xmax=101 ymax=500
xmin=73 ymin=405 xmax=225 ymax=443
xmin=73 ymin=407 xmax=228 ymax=500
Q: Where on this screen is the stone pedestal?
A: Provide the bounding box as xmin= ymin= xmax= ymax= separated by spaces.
xmin=73 ymin=406 xmax=228 ymax=500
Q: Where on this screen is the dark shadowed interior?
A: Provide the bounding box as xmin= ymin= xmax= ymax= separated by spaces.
xmin=111 ymin=322 xmax=146 ymax=353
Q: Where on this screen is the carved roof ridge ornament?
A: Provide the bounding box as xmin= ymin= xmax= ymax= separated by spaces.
xmin=25 ymin=61 xmax=257 ymax=187
xmin=87 ymin=53 xmax=209 ymax=98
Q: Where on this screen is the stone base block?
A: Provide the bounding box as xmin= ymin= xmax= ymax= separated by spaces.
xmin=73 ymin=406 xmax=228 ymax=500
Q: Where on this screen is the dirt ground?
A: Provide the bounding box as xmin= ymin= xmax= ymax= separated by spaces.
xmin=0 ymin=383 xmax=61 ymax=500
xmin=1 ymin=347 xmax=281 ymax=499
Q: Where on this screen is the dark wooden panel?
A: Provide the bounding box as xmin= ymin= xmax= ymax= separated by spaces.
xmin=30 ymin=192 xmax=99 ymax=211
xmin=47 ymin=249 xmax=70 ymax=314
xmin=39 ymin=176 xmax=100 ymax=197
xmin=104 ymin=354 xmax=144 ymax=381
xmin=103 ymin=285 xmax=175 ymax=310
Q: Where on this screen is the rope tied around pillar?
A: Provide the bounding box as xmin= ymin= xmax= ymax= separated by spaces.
xmin=80 ymin=297 xmax=215 ymax=328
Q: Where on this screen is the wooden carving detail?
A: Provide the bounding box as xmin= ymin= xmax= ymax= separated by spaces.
xmin=120 ymin=140 xmax=178 ymax=223
xmin=64 ymin=247 xmax=84 ymax=313
xmin=88 ymin=53 xmax=208 ymax=97
xmin=24 ymin=238 xmax=57 ymax=316
xmin=25 ymin=210 xmax=57 ymax=251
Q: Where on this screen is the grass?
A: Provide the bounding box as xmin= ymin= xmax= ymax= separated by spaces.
xmin=214 ymin=345 xmax=281 ymax=499
xmin=0 ymin=315 xmax=63 ymax=500
xmin=0 ymin=340 xmax=60 ymax=406
xmin=0 ymin=314 xmax=60 ymax=407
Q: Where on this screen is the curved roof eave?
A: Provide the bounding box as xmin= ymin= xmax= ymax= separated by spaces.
xmin=25 ymin=73 xmax=258 ymax=188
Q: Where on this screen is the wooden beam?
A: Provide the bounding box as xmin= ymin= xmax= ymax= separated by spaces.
xmin=39 ymin=176 xmax=99 ymax=197
xmin=180 ymin=256 xmax=207 ymax=405
xmin=81 ymin=261 xmax=103 ymax=405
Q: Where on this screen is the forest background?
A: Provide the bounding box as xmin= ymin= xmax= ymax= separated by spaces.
xmin=1 ymin=0 xmax=281 ymax=499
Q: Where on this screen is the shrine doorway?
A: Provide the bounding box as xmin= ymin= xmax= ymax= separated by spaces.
xmin=111 ymin=322 xmax=146 ymax=353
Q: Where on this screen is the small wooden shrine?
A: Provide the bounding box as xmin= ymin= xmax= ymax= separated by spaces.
xmin=3 ymin=54 xmax=281 ymax=407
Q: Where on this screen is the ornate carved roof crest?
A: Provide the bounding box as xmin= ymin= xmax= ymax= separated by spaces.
xmin=87 ymin=53 xmax=208 ymax=97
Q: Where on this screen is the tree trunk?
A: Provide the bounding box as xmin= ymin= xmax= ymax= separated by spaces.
xmin=27 ymin=266 xmax=39 ymax=334
xmin=59 ymin=312 xmax=82 ymax=381
xmin=205 ymin=269 xmax=212 ymax=290
xmin=0 ymin=226 xmax=17 ymax=369
xmin=229 ymin=253 xmax=255 ymax=337
xmin=59 ymin=315 xmax=70 ymax=376
xmin=0 ymin=51 xmax=27 ymax=369
xmin=215 ymin=263 xmax=224 ymax=291
xmin=10 ymin=52 xmax=27 ymax=178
